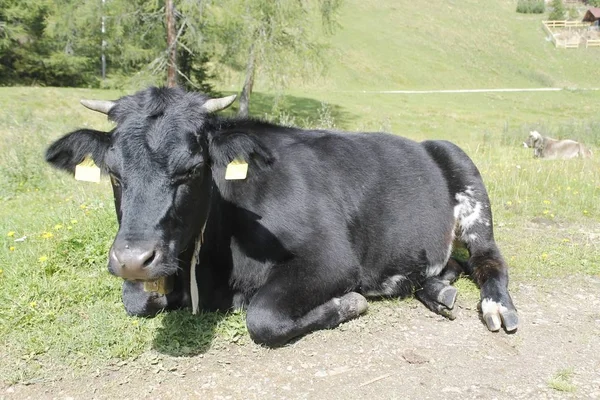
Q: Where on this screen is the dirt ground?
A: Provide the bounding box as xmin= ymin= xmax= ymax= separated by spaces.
xmin=2 ymin=275 xmax=600 ymax=400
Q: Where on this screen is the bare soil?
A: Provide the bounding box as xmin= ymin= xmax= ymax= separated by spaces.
xmin=3 ymin=275 xmax=600 ymax=400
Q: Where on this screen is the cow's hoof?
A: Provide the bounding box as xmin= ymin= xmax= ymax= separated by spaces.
xmin=437 ymin=286 xmax=457 ymax=310
xmin=481 ymin=298 xmax=519 ymax=332
xmin=339 ymin=292 xmax=368 ymax=320
xmin=483 ymin=312 xmax=502 ymax=332
xmin=500 ymin=310 xmax=519 ymax=332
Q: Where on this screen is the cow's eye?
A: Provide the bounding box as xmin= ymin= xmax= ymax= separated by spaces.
xmin=171 ymin=164 xmax=203 ymax=185
xmin=187 ymin=164 xmax=203 ymax=178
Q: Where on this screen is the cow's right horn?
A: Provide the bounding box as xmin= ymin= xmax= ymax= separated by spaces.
xmin=80 ymin=99 xmax=115 ymax=115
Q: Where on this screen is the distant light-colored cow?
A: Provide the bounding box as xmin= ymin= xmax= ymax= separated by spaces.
xmin=523 ymin=131 xmax=592 ymax=159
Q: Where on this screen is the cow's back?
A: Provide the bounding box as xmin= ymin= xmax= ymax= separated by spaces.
xmin=224 ymin=130 xmax=462 ymax=295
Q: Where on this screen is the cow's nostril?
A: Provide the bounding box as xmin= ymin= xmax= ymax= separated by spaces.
xmin=143 ymin=250 xmax=157 ymax=268
xmin=110 ymin=243 xmax=161 ymax=278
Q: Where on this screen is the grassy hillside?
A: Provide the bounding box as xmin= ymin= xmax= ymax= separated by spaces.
xmin=315 ymin=0 xmax=600 ymax=91
xmin=1 ymin=0 xmax=600 ymax=386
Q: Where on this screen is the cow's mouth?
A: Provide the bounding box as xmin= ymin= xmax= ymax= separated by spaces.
xmin=142 ymin=276 xmax=175 ymax=295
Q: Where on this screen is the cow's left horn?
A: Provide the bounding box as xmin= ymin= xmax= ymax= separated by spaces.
xmin=201 ymin=95 xmax=237 ymax=113
xmin=80 ymin=99 xmax=116 ymax=114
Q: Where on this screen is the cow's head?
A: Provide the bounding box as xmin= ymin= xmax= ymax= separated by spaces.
xmin=524 ymin=130 xmax=542 ymax=149
xmin=45 ymin=87 xmax=245 ymax=282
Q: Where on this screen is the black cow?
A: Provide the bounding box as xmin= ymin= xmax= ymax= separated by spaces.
xmin=46 ymin=87 xmax=518 ymax=346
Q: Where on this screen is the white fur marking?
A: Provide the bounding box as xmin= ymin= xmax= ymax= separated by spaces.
xmin=382 ymin=274 xmax=407 ymax=295
xmin=364 ymin=275 xmax=407 ymax=297
xmin=454 ymin=189 xmax=486 ymax=241
xmin=481 ymin=298 xmax=508 ymax=316
xmin=426 ymin=263 xmax=445 ymax=278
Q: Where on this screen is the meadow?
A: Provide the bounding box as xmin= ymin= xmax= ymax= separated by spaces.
xmin=1 ymin=0 xmax=600 ymax=387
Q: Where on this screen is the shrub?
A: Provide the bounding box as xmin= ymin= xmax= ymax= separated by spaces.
xmin=516 ymin=0 xmax=546 ymax=14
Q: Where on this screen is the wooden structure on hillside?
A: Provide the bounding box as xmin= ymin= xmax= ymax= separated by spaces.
xmin=543 ymin=20 xmax=600 ymax=48
xmin=582 ymin=7 xmax=600 ymax=24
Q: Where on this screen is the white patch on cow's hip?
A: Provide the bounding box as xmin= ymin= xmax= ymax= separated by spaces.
xmin=454 ymin=187 xmax=487 ymax=241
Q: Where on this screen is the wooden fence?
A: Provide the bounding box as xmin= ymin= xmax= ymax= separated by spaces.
xmin=542 ymin=20 xmax=598 ymax=49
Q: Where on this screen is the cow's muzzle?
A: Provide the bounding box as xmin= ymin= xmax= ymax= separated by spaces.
xmin=109 ymin=240 xmax=164 ymax=281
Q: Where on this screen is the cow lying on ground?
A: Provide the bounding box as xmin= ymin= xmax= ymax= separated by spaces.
xmin=46 ymin=87 xmax=518 ymax=346
xmin=524 ymin=130 xmax=592 ymax=159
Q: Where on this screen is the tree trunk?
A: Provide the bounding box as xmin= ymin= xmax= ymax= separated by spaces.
xmin=166 ymin=0 xmax=177 ymax=88
xmin=238 ymin=43 xmax=256 ymax=117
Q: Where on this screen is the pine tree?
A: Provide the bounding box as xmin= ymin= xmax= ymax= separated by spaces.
xmin=206 ymin=0 xmax=344 ymax=116
xmin=549 ymin=0 xmax=566 ymax=20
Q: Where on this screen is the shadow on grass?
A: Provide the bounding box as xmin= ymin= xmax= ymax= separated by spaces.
xmin=153 ymin=308 xmax=248 ymax=357
xmin=152 ymin=310 xmax=227 ymax=356
xmin=223 ymin=91 xmax=357 ymax=128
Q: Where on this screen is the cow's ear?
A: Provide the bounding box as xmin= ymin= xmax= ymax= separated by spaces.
xmin=46 ymin=129 xmax=111 ymax=173
xmin=208 ymin=132 xmax=275 ymax=169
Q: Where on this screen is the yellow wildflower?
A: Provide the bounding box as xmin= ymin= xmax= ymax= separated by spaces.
xmin=7 ymin=231 xmax=15 ymax=237
xmin=541 ymin=253 xmax=548 ymax=260
xmin=583 ymin=210 xmax=589 ymax=215
xmin=9 ymin=246 xmax=15 ymax=251
xmin=543 ymin=210 xmax=549 ymax=215
xmin=543 ymin=200 xmax=551 ymax=205
xmin=29 ymin=301 xmax=37 ymax=308
xmin=41 ymin=232 xmax=54 ymax=239
xmin=54 ymin=224 xmax=63 ymax=230
xmin=80 ymin=204 xmax=87 ymax=210
xmin=38 ymin=255 xmax=48 ymax=262
xmin=562 ymin=238 xmax=570 ymax=243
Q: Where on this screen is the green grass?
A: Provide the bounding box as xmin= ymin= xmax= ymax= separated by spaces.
xmin=548 ymin=368 xmax=577 ymax=392
xmin=2 ymin=0 xmax=600 ymax=386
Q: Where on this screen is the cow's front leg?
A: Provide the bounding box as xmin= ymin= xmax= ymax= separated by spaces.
xmin=244 ymin=260 xmax=367 ymax=347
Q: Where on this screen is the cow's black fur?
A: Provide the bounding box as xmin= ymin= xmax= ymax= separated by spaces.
xmin=46 ymin=87 xmax=518 ymax=346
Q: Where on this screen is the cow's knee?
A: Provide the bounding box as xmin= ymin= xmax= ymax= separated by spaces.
xmin=246 ymin=305 xmax=292 ymax=347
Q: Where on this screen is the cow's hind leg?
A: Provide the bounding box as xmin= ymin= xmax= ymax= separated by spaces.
xmin=245 ymin=259 xmax=367 ymax=347
xmin=416 ymin=258 xmax=466 ymax=319
xmin=456 ymin=186 xmax=519 ymax=332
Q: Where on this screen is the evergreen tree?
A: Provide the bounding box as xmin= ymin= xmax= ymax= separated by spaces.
xmin=549 ymin=0 xmax=566 ymax=20
xmin=205 ymin=0 xmax=344 ymax=116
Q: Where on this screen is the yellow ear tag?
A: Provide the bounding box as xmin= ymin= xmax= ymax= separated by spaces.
xmin=225 ymin=158 xmax=248 ymax=180
xmin=74 ymin=156 xmax=101 ymax=183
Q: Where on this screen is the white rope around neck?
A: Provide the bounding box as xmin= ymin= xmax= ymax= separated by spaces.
xmin=189 ymin=221 xmax=206 ymax=315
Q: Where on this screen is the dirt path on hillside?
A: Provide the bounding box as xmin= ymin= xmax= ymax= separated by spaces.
xmin=3 ymin=275 xmax=600 ymax=400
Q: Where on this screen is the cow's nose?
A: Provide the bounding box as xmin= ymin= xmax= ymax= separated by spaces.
xmin=109 ymin=242 xmax=162 ymax=280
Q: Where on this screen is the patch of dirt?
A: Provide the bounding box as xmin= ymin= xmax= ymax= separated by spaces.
xmin=3 ymin=276 xmax=600 ymax=399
